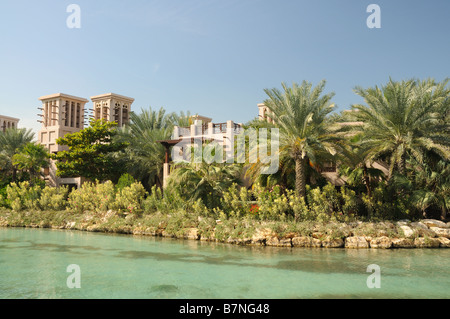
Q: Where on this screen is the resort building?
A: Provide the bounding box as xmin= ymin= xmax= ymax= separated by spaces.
xmin=37 ymin=92 xmax=134 ymax=188
xmin=37 ymin=93 xmax=89 ymax=188
xmin=258 ymin=103 xmax=275 ymax=124
xmin=0 ymin=114 xmax=20 ymax=132
xmin=90 ymin=93 xmax=134 ymax=127
xmin=159 ymin=117 xmax=244 ymax=188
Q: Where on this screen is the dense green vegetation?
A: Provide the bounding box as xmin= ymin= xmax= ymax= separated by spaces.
xmin=0 ymin=78 xmax=448 ymax=222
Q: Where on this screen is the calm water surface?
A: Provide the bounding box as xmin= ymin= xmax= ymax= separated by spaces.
xmin=0 ymin=228 xmax=449 ymax=299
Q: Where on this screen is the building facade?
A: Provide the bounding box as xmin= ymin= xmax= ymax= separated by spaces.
xmin=159 ymin=117 xmax=244 ymax=188
xmin=0 ymin=115 xmax=20 ymax=132
xmin=37 ymin=92 xmax=134 ymax=188
xmin=90 ymin=93 xmax=134 ymax=127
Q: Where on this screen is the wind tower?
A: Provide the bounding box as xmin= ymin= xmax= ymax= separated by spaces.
xmin=37 ymin=93 xmax=89 ymax=187
xmin=90 ymin=93 xmax=134 ymax=127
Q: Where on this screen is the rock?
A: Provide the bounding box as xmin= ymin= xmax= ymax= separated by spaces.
xmin=338 ymin=225 xmax=353 ymax=237
xmin=370 ymin=236 xmax=393 ymax=249
xmin=392 ymin=238 xmax=415 ymax=248
xmin=251 ymin=228 xmax=273 ymax=245
xmin=396 ymin=220 xmax=411 ymax=226
xmin=184 ymin=228 xmax=199 ymax=240
xmin=399 ymin=225 xmax=416 ymax=238
xmin=345 ymin=236 xmax=369 ymax=249
xmin=414 ymin=237 xmax=440 ymax=248
xmin=312 ymin=232 xmax=325 ymax=240
xmin=430 ymin=227 xmax=450 ymax=239
xmin=226 ymin=237 xmax=240 ymax=245
xmin=66 ymin=221 xmax=76 ymax=229
xmin=437 ymin=237 xmax=450 ymax=248
xmin=410 ymin=222 xmax=428 ymax=230
xmin=161 ymin=230 xmax=175 ymax=238
xmin=292 ymin=236 xmax=322 ymax=248
xmin=322 ymin=238 xmax=344 ymax=248
xmin=266 ymin=237 xmax=292 ymax=247
xmin=421 ymin=219 xmax=447 ymax=229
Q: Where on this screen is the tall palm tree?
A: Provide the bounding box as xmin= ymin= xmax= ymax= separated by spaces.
xmin=338 ymin=134 xmax=384 ymax=197
xmin=12 ymin=142 xmax=49 ymax=184
xmin=351 ymin=78 xmax=450 ymax=178
xmin=0 ymin=128 xmax=35 ymax=182
xmin=115 ymin=107 xmax=192 ymax=189
xmin=263 ymin=80 xmax=338 ymax=198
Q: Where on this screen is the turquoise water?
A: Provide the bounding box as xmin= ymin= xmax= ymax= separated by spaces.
xmin=0 ymin=227 xmax=449 ymax=299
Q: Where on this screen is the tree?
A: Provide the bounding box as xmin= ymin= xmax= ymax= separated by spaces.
xmin=351 ymin=78 xmax=450 ymax=178
xmin=412 ymin=159 xmax=449 ymax=220
xmin=262 ymin=80 xmax=339 ymax=198
xmin=0 ymin=128 xmax=35 ymax=182
xmin=115 ymin=107 xmax=192 ymax=189
xmin=12 ymin=142 xmax=49 ymax=184
xmin=338 ymin=134 xmax=385 ymax=197
xmin=167 ymin=162 xmax=242 ymax=209
xmin=51 ymin=119 xmax=127 ymax=182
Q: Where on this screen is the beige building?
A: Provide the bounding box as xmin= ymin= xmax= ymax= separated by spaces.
xmin=38 ymin=93 xmax=89 ymax=154
xmin=37 ymin=92 xmax=134 ymax=188
xmin=0 ymin=115 xmax=20 ymax=132
xmin=258 ymin=103 xmax=275 ymax=124
xmin=90 ymin=93 xmax=134 ymax=127
xmin=159 ymin=117 xmax=244 ymax=187
xmin=37 ymin=93 xmax=89 ymax=188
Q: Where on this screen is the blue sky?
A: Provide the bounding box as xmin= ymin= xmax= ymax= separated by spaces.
xmin=0 ymin=0 xmax=449 ymax=135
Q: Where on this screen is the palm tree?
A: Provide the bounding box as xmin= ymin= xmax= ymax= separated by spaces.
xmin=0 ymin=128 xmax=35 ymax=182
xmin=115 ymin=107 xmax=192 ymax=189
xmin=410 ymin=159 xmax=449 ymax=220
xmin=263 ymin=80 xmax=338 ymax=198
xmin=167 ymin=161 xmax=241 ymax=209
xmin=338 ymin=134 xmax=385 ymax=197
xmin=12 ymin=142 xmax=49 ymax=184
xmin=351 ymin=78 xmax=450 ymax=178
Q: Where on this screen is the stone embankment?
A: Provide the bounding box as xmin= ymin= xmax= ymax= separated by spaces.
xmin=1 ymin=209 xmax=449 ymax=249
xmin=131 ymin=218 xmax=450 ymax=249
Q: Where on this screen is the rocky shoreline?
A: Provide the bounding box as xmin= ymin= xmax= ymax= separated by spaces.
xmin=0 ymin=209 xmax=449 ymax=249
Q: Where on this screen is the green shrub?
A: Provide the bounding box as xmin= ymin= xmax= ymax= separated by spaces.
xmin=39 ymin=186 xmax=69 ymax=211
xmin=219 ymin=183 xmax=250 ymax=218
xmin=251 ymin=183 xmax=290 ymax=221
xmin=67 ymin=180 xmax=116 ymax=213
xmin=6 ymin=182 xmax=42 ymax=211
xmin=113 ymin=182 xmax=147 ymax=214
xmin=116 ymin=173 xmax=136 ymax=191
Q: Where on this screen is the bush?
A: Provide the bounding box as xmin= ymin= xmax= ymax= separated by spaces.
xmin=143 ymin=184 xmax=209 ymax=216
xmin=39 ymin=186 xmax=69 ymax=211
xmin=116 ymin=173 xmax=136 ymax=191
xmin=253 ymin=184 xmax=290 ymax=220
xmin=67 ymin=180 xmax=116 ymax=213
xmin=6 ymin=182 xmax=42 ymax=211
xmin=113 ymin=182 xmax=147 ymax=214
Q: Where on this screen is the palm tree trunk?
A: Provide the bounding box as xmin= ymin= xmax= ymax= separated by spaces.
xmin=399 ymin=153 xmax=406 ymax=176
xmin=363 ymin=166 xmax=372 ymax=197
xmin=12 ymin=167 xmax=17 ymax=183
xmin=295 ymin=157 xmax=306 ymax=198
